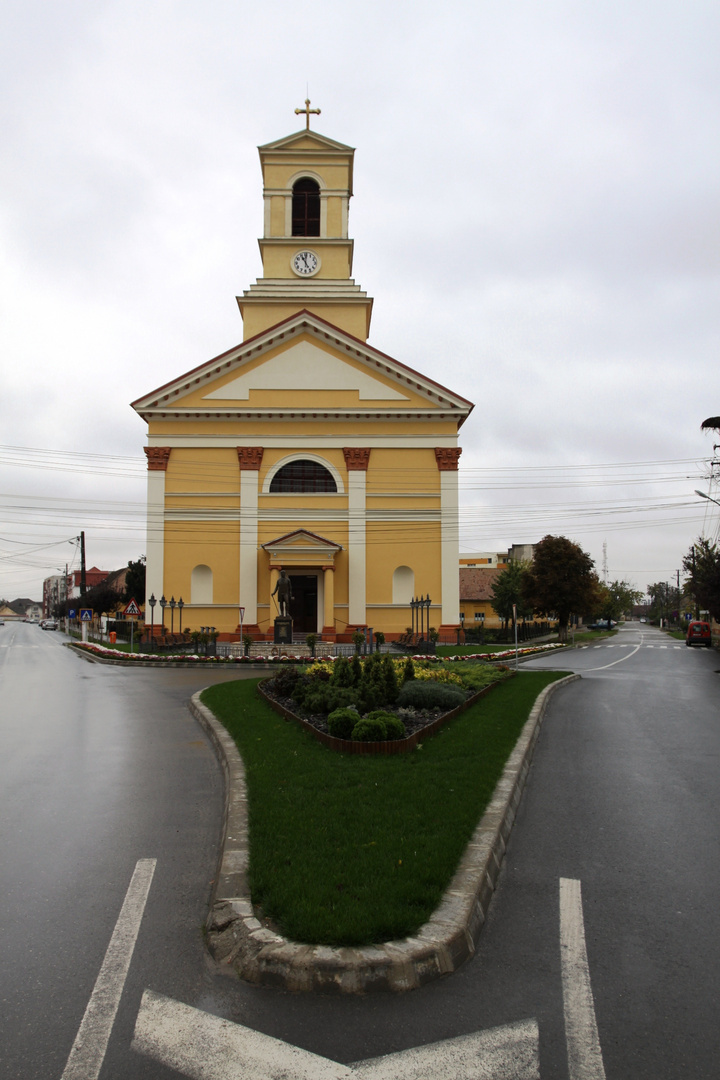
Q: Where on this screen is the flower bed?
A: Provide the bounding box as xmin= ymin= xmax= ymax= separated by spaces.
xmin=69 ymin=640 xmax=567 ymax=665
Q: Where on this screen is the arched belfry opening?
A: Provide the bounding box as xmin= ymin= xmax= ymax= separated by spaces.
xmin=292 ymin=177 xmax=320 ymax=236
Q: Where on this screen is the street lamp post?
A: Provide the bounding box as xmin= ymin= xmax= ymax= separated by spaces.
xmin=148 ymin=593 xmax=156 ymax=653
xmin=159 ymin=595 xmax=167 ymax=633
xmin=178 ymin=598 xmax=184 ymax=634
xmin=695 ymin=489 xmax=720 ymax=507
xmin=170 ymin=596 xmax=176 ymax=634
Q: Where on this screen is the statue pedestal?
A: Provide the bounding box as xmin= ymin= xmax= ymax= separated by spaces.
xmin=274 ymin=616 xmax=293 ymax=645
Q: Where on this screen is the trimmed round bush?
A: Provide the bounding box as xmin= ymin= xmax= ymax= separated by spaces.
xmin=327 ymin=707 xmax=361 ymax=739
xmin=366 ymin=710 xmax=406 ymax=740
xmin=351 ymin=716 xmax=388 ymax=741
xmin=396 ymin=681 xmax=467 ymax=711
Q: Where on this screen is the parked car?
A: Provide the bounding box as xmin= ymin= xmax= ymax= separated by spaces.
xmin=587 ymin=619 xmax=617 ymax=630
xmin=40 ymin=619 xmax=58 ymax=631
xmin=686 ymin=620 xmax=712 ymax=647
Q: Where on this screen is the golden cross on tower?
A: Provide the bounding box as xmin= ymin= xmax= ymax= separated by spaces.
xmin=295 ymin=98 xmax=321 ymax=130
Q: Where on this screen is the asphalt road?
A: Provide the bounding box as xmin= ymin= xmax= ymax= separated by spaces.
xmin=1 ymin=620 xmax=718 ymax=1079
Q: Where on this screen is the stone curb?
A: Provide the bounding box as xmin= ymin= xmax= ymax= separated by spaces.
xmin=189 ymin=672 xmax=580 ymax=994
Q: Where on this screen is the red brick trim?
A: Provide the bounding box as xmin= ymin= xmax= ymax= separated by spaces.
xmin=144 ymin=447 xmax=171 ymax=471
xmin=343 ymin=447 xmax=371 ymax=471
xmin=237 ymin=447 xmax=264 ymax=469
xmin=434 ymin=447 xmax=462 ymax=471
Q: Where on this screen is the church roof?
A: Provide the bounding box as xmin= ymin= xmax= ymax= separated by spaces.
xmin=131 ymin=310 xmax=474 ymax=426
xmin=258 ymin=129 xmax=355 ymax=154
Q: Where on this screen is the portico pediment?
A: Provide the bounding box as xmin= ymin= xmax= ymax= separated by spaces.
xmin=262 ymin=529 xmax=342 ymax=565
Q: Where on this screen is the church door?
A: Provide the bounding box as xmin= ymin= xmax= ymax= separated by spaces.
xmin=289 ymin=575 xmax=318 ymax=634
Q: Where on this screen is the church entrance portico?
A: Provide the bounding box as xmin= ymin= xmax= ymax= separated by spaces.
xmin=262 ymin=529 xmax=343 ymax=640
xmin=287 ymin=573 xmax=318 ymax=634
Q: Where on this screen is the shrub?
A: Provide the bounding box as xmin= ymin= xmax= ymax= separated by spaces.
xmin=270 ymin=667 xmax=302 ymax=697
xmin=330 ymin=655 xmax=354 ymax=687
xmin=303 ymin=685 xmax=357 ymax=715
xmin=402 ymin=657 xmax=416 ymax=683
xmin=352 ymin=630 xmax=365 ymax=654
xmin=374 ymin=630 xmax=385 ymax=650
xmin=305 ymin=633 xmax=318 ymax=656
xmin=366 ymin=710 xmax=406 ymax=740
xmin=327 ymin=707 xmax=360 ymax=739
xmin=381 ymin=655 xmax=399 ymax=703
xmin=396 ymin=681 xmax=467 ymax=711
xmin=351 ymin=716 xmax=388 ymax=741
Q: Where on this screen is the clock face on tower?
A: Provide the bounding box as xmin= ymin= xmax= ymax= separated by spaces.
xmin=291 ymin=250 xmax=320 ymax=277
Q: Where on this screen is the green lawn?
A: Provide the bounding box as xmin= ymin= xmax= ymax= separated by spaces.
xmin=201 ymin=670 xmax=565 ymax=946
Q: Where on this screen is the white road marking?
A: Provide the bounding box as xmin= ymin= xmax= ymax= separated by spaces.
xmin=132 ymin=990 xmax=540 ymax=1080
xmin=353 ymin=1019 xmax=540 ymax=1079
xmin=559 ymin=878 xmax=606 ymax=1080
xmin=60 ymin=858 xmax=156 ymax=1080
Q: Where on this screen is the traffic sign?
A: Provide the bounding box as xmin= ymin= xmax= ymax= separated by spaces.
xmin=68 ymin=609 xmax=76 ymax=620
xmin=80 ymin=609 xmax=92 ymax=622
xmin=123 ymin=598 xmax=142 ymax=617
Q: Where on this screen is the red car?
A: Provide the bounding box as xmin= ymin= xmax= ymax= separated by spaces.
xmin=686 ymin=621 xmax=712 ymax=647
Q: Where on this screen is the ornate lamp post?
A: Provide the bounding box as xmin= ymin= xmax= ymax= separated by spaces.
xmin=159 ymin=595 xmax=167 ymax=632
xmin=169 ymin=596 xmax=176 ymax=634
xmin=178 ymin=597 xmax=184 ymax=633
xmin=148 ymin=593 xmax=156 ymax=653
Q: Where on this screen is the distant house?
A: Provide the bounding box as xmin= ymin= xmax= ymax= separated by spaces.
xmin=1 ymin=599 xmax=42 ymax=621
xmin=459 ymin=545 xmax=537 ymax=629
xmin=459 ymin=567 xmax=504 ymax=629
xmin=66 ymin=567 xmax=112 ymax=600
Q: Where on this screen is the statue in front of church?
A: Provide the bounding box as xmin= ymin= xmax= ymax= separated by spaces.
xmin=272 ymin=570 xmax=293 ymax=617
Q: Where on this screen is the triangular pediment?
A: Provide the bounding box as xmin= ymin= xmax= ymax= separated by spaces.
xmin=259 ymin=130 xmax=354 ymax=154
xmin=131 ymin=311 xmax=474 ymax=426
xmin=263 ymin=529 xmax=342 ymax=552
xmin=203 ymin=340 xmax=410 ymax=402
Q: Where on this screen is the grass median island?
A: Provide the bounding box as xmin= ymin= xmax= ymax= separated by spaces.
xmin=201 ymin=669 xmax=566 ymax=947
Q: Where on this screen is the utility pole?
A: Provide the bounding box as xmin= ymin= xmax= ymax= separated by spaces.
xmin=80 ymin=531 xmax=86 ymax=597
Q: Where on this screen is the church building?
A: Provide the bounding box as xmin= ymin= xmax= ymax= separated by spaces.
xmin=132 ymin=106 xmax=474 ymax=641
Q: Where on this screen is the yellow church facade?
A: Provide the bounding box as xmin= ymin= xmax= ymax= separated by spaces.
xmin=132 ymin=117 xmax=473 ymax=641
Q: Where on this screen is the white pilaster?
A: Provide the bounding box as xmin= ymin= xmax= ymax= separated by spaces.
xmin=440 ymin=471 xmax=460 ymax=625
xmin=348 ymin=471 xmax=366 ymax=625
xmin=240 ymin=470 xmax=259 ymax=623
xmin=145 ymin=470 xmax=165 ymax=607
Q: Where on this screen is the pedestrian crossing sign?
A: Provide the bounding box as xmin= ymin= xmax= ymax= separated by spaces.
xmin=123 ymin=598 xmax=142 ymax=617
xmin=80 ymin=609 xmax=92 ymax=622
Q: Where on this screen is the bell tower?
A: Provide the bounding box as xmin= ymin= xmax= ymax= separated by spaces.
xmin=237 ymin=104 xmax=374 ymax=341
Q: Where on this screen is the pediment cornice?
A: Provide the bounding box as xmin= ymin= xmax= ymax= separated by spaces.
xmin=131 ymin=311 xmax=474 ymax=426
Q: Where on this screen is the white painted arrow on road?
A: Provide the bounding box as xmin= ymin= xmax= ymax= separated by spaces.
xmin=132 ymin=989 xmax=539 ymax=1080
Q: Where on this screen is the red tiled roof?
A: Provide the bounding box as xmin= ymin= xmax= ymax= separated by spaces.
xmin=459 ymin=567 xmax=502 ymax=601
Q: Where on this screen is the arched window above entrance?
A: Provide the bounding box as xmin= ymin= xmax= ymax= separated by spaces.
xmin=393 ymin=566 xmax=414 ymax=605
xmin=292 ymin=177 xmax=321 ymax=237
xmin=191 ymin=564 xmax=213 ymax=604
xmin=269 ymin=460 xmax=338 ymax=493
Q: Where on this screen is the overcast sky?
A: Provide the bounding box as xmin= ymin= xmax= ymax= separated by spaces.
xmin=2 ymin=0 xmax=719 ymax=602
